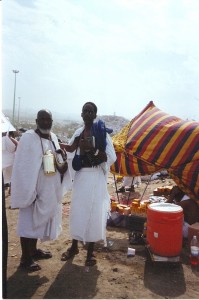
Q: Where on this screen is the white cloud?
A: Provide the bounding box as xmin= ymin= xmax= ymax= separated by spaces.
xmin=2 ymin=0 xmax=199 ymax=122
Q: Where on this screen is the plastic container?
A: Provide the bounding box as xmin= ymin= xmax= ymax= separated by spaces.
xmin=111 ymin=201 xmax=118 ymax=212
xmin=43 ymin=150 xmax=56 ymax=175
xmin=147 ymin=203 xmax=183 ymax=257
xmin=190 ymin=235 xmax=199 ymax=265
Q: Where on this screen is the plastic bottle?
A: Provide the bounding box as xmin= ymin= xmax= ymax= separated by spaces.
xmin=190 ymin=235 xmax=199 ymax=265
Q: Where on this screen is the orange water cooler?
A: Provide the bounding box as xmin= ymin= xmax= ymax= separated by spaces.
xmin=147 ymin=203 xmax=183 ymax=257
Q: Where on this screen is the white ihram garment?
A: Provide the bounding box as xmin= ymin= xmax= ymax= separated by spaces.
xmin=68 ymin=127 xmax=116 ymax=244
xmin=11 ymin=130 xmax=72 ymax=242
xmin=2 ymin=135 xmax=16 ymax=184
xmin=123 ymin=176 xmax=141 ymax=187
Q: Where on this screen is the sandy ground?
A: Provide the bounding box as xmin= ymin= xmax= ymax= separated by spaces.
xmin=5 ymin=173 xmax=199 ymax=299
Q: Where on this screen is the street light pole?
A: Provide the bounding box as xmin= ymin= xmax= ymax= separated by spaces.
xmin=17 ymin=97 xmax=21 ymax=125
xmin=12 ymin=70 xmax=19 ymax=124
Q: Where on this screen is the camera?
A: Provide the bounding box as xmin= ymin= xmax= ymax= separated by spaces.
xmin=86 ymin=136 xmax=95 ymax=148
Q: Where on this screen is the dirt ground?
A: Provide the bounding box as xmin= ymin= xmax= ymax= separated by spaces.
xmin=5 ymin=174 xmax=199 ymax=299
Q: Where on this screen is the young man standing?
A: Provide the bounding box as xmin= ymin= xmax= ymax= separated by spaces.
xmin=60 ymin=102 xmax=116 ymax=266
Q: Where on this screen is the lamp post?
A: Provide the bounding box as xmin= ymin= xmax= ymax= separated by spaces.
xmin=12 ymin=70 xmax=19 ymax=124
xmin=17 ymin=97 xmax=21 ymax=125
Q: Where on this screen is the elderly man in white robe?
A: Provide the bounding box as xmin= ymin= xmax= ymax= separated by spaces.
xmin=60 ymin=102 xmax=116 ymax=266
xmin=11 ymin=109 xmax=71 ymax=272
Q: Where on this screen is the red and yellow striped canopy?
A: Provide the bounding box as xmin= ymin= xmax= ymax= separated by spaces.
xmin=111 ymin=101 xmax=199 ymax=201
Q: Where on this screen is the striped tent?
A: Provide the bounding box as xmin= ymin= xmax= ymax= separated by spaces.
xmin=111 ymin=101 xmax=199 ymax=202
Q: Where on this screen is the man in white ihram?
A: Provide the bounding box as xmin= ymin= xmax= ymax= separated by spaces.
xmin=2 ymin=131 xmax=18 ymax=189
xmin=11 ymin=109 xmax=71 ymax=272
xmin=60 ymin=102 xmax=116 ymax=266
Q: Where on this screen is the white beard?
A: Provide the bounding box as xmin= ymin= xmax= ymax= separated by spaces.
xmin=38 ymin=127 xmax=51 ymax=134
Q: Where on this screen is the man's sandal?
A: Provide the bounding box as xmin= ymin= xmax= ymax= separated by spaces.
xmin=85 ymin=255 xmax=97 ymax=267
xmin=61 ymin=247 xmax=79 ymax=261
xmin=19 ymin=258 xmax=41 ymax=272
xmin=32 ymin=249 xmax=52 ymax=260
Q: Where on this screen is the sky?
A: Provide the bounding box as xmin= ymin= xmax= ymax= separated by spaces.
xmin=2 ymin=0 xmax=199 ymax=122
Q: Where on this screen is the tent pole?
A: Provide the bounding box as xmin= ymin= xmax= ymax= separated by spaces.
xmin=140 ymin=174 xmax=153 ymax=201
xmin=113 ymin=174 xmax=120 ymax=202
xmin=127 ymin=177 xmax=135 ymax=205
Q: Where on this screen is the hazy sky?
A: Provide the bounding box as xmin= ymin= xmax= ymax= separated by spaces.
xmin=2 ymin=0 xmax=199 ymax=121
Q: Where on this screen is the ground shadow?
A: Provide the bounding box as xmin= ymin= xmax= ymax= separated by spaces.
xmin=43 ymin=259 xmax=100 ymax=299
xmin=7 ymin=268 xmax=49 ymax=299
xmin=144 ymin=259 xmax=186 ymax=298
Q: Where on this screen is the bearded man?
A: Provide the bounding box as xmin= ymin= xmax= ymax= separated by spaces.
xmin=11 ymin=109 xmax=71 ymax=272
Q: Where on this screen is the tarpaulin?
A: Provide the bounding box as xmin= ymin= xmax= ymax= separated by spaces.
xmin=111 ymin=101 xmax=199 ymax=201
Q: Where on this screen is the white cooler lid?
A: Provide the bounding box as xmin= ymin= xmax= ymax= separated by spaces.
xmin=149 ymin=202 xmax=183 ymax=212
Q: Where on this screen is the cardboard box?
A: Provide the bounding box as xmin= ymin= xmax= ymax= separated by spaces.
xmin=188 ymin=222 xmax=199 ymax=245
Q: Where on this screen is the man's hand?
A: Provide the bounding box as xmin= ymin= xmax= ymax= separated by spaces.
xmin=56 ymin=148 xmax=67 ymax=161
